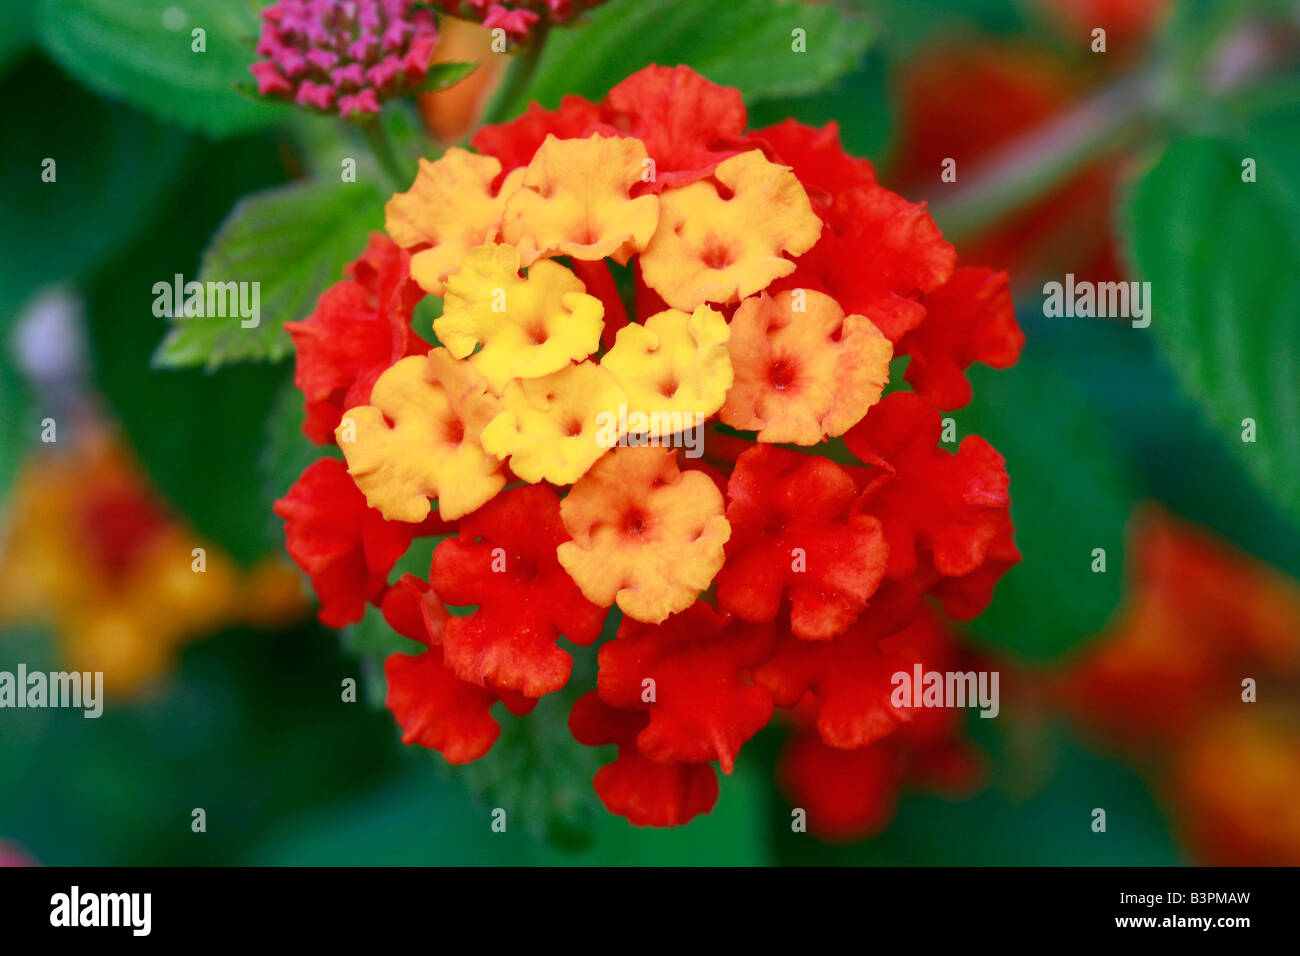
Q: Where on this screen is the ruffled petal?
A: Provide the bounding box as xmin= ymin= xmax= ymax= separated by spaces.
xmin=601 ymin=64 xmax=753 ymax=189
xmin=471 ymin=95 xmax=605 ymax=175
xmin=385 ymin=148 xmax=526 ymax=296
xmin=754 ymin=119 xmax=877 ymax=202
xmin=717 ymin=445 xmax=888 ymax=640
xmin=384 ymin=649 xmax=502 ymax=763
xmin=273 ymin=458 xmax=418 ymax=627
xmin=557 ymin=446 xmax=731 ymax=623
xmin=899 ymin=267 xmax=1023 ymax=410
xmin=601 ymin=304 xmax=732 ymax=434
xmin=780 ymin=727 xmax=903 ymax=840
xmin=847 ymin=391 xmax=1012 ymax=581
xmin=597 ymin=603 xmax=775 ymax=771
xmin=340 ymin=349 xmax=507 ymax=522
xmin=770 ymin=181 xmax=955 ymax=342
xmin=929 ymin=515 xmax=1020 ymax=620
xmin=772 ymin=609 xmax=982 ymax=840
xmin=478 ymin=361 xmax=626 ymax=485
xmin=431 ymin=485 xmax=606 ymax=697
xmin=720 ymin=289 xmax=892 ymax=444
xmin=640 ymin=150 xmax=822 ymax=310
xmin=379 ymin=573 xmax=449 ymax=645
xmin=501 ymin=133 xmax=660 ymax=265
xmin=756 ymin=609 xmax=954 ymax=749
xmin=285 ymin=233 xmax=429 ymax=444
xmin=440 ymin=242 xmax=604 ymax=393
xmin=570 ymin=691 xmax=719 ymax=826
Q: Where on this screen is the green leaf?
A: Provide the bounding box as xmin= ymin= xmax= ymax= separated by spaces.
xmin=37 ymin=0 xmax=284 ymax=137
xmin=459 ymin=680 xmax=605 ymax=851
xmin=0 ymin=57 xmax=192 ymax=317
xmin=745 ymin=49 xmax=895 ymax=164
xmin=510 ymin=0 xmax=875 ymax=114
xmin=418 ymin=60 xmax=477 ymax=93
xmin=155 ymin=178 xmax=386 ymax=370
xmin=953 ymin=344 xmax=1140 ymax=661
xmin=1015 ymin=309 xmax=1300 ymax=581
xmin=0 ymin=4 xmax=36 ymax=74
xmin=1123 ymin=121 xmax=1300 ymax=525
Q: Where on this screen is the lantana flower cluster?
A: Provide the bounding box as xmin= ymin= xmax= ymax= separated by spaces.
xmin=250 ymin=0 xmax=441 ymax=116
xmin=276 ymin=65 xmax=1024 ymax=831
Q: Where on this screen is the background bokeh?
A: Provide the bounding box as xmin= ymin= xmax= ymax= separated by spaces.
xmin=2 ymin=0 xmax=1299 ymax=865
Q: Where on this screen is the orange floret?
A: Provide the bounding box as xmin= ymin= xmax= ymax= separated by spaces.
xmin=479 ymin=361 xmax=627 ymax=485
xmin=439 ymin=242 xmax=605 ymax=393
xmin=339 ymin=348 xmax=505 ymax=522
xmin=721 ymin=289 xmax=892 ymax=444
xmin=501 ymin=133 xmax=660 ymax=266
xmin=557 ymin=446 xmax=731 ymax=623
xmin=385 ymin=147 xmax=526 ymax=296
xmin=601 ymin=304 xmax=733 ymax=437
xmin=1172 ymin=711 xmax=1300 ymax=866
xmin=638 ymin=150 xmax=823 ymax=310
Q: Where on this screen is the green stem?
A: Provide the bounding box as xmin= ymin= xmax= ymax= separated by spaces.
xmin=925 ymin=73 xmax=1155 ymax=243
xmin=1158 ymin=0 xmax=1254 ymax=104
xmin=926 ymin=0 xmax=1271 ymax=243
xmin=360 ymin=117 xmax=412 ymax=192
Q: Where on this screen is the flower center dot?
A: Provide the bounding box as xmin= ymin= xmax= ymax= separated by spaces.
xmin=768 ymin=359 xmax=796 ymax=390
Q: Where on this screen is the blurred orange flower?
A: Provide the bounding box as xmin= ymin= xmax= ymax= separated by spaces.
xmin=0 ymin=431 xmax=308 ymax=697
xmin=888 ymin=41 xmax=1125 ymax=287
xmin=1056 ymin=506 xmax=1300 ymax=863
xmin=417 ymin=19 xmax=507 ymax=145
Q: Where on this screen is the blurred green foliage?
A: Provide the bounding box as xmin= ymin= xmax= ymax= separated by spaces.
xmin=81 ymin=131 xmax=291 ymax=566
xmin=955 ymin=335 xmax=1138 ymax=663
xmin=0 ymin=57 xmax=192 ymax=318
xmin=0 ymin=621 xmax=404 ymax=865
xmin=37 ymin=0 xmax=284 ymax=136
